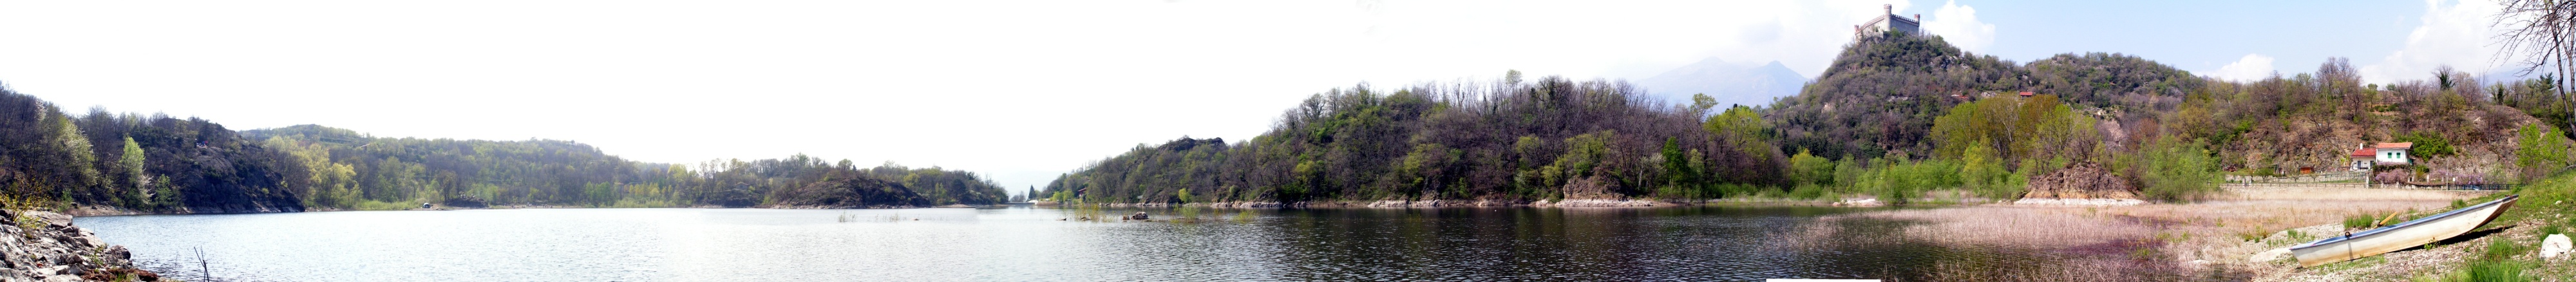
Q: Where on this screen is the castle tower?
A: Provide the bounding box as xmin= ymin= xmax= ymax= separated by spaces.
xmin=1854 ymin=4 xmax=1922 ymax=39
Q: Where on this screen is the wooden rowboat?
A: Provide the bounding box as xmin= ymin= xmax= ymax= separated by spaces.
xmin=2290 ymin=194 xmax=2517 ymax=267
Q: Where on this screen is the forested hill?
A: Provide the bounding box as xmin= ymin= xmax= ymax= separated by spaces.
xmin=242 ymin=124 xmax=1012 ymax=209
xmin=1043 ymin=75 xmax=1790 ymax=204
xmin=1 ymin=88 xmax=304 ymax=213
xmin=0 ymin=87 xmax=1010 ymax=213
xmin=1771 ymin=33 xmax=2200 ymax=161
xmin=1052 ymin=30 xmax=2576 ymax=205
xmin=1776 ymin=32 xmax=2563 ymax=185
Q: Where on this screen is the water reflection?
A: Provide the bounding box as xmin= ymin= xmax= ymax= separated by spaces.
xmin=77 ymin=206 xmax=2000 ymax=281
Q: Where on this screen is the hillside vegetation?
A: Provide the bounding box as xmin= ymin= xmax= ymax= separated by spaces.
xmin=243 ymin=124 xmax=1012 ymax=209
xmin=0 ymin=90 xmax=1010 ymax=213
xmin=1772 ymin=34 xmax=2201 ymax=161
xmin=0 ymin=91 xmax=304 ymax=213
xmin=1043 ymin=75 xmax=1785 ymax=204
xmin=1053 ymin=32 xmax=2576 ymax=205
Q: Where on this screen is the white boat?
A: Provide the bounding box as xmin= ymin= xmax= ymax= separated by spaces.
xmin=2290 ymin=194 xmax=2517 ymax=267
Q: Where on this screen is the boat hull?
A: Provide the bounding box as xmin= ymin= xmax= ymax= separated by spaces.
xmin=2291 ymin=195 xmax=2516 ymax=267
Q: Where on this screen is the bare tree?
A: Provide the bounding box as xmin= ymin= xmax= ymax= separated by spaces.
xmin=2494 ymin=0 xmax=2576 ymax=129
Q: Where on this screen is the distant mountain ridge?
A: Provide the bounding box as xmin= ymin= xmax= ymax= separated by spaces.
xmin=1634 ymin=58 xmax=1808 ymax=108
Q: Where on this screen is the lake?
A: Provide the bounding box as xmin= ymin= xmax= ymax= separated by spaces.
xmin=77 ymin=206 xmax=1983 ymax=281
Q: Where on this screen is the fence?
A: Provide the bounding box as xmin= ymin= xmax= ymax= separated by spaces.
xmin=2224 ymin=171 xmax=2364 ymax=183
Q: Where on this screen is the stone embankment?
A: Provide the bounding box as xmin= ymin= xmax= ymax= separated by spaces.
xmin=1530 ymin=199 xmax=1673 ymax=207
xmin=0 ymin=210 xmax=156 ymax=281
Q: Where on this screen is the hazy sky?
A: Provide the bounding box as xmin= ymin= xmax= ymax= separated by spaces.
xmin=0 ymin=0 xmax=2517 ymax=193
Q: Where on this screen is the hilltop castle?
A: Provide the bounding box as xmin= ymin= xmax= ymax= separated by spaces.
xmin=1855 ymin=4 xmax=1920 ymax=39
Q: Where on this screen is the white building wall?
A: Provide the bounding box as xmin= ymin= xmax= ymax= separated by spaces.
xmin=2375 ymin=148 xmax=2409 ymax=164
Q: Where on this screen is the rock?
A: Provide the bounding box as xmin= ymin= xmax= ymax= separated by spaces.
xmin=0 ymin=211 xmax=153 ymax=281
xmin=30 ymin=213 xmax=68 ymax=229
xmin=1546 ymin=199 xmax=1664 ymax=207
xmin=1833 ymin=198 xmax=1882 ymax=207
xmin=2543 ymin=234 xmax=2571 ymax=259
xmin=2253 ymin=248 xmax=2293 ymax=262
xmin=1126 ymin=212 xmax=1150 ymax=220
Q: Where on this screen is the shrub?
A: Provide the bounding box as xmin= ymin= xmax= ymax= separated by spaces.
xmin=2428 ymin=169 xmax=2491 ymax=185
xmin=2375 ymin=169 xmax=2412 ymax=184
xmin=1787 ymin=184 xmax=1826 ymax=200
xmin=1958 ymin=142 xmax=2018 ymax=200
xmin=1712 ymin=183 xmax=1758 ymax=198
xmin=2394 ymin=131 xmax=2458 ymax=156
xmin=2515 ymin=124 xmax=2571 ymax=183
xmin=2344 ymin=214 xmax=2379 ymax=229
xmin=1864 ymin=159 xmax=1963 ymax=204
xmin=2132 ymin=136 xmax=2221 ymax=202
xmin=1832 ymin=158 xmax=1866 ymax=194
xmin=1787 ymin=149 xmax=1835 ymax=187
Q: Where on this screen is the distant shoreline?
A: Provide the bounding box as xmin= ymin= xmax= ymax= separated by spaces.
xmin=1027 ymin=196 xmax=2016 ymax=209
xmin=62 ymin=203 xmax=1016 ymax=217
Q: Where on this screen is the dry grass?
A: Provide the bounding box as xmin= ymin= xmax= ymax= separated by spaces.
xmin=1784 ymin=185 xmax=2480 ymax=281
xmin=1900 ymin=207 xmax=2178 ymax=281
xmin=2219 ymin=183 xmax=2484 ymax=201
xmin=1778 ymin=205 xmax=2180 ymax=281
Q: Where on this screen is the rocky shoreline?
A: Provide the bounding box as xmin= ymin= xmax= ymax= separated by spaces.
xmin=0 ymin=210 xmax=156 ymax=281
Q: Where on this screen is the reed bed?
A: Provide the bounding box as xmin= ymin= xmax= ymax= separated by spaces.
xmin=1778 ymin=185 xmax=2472 ymax=281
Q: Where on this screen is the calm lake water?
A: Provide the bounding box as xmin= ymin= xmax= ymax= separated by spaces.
xmin=76 ymin=206 xmax=1973 ymax=281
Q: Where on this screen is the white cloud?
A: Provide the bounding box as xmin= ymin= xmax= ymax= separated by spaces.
xmin=2360 ymin=0 xmax=2500 ymax=84
xmin=1918 ymin=0 xmax=1996 ymax=53
xmin=1572 ymin=1 xmax=1913 ymax=81
xmin=2208 ymin=54 xmax=2278 ymax=82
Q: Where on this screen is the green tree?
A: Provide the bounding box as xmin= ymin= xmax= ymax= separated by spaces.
xmin=1958 ymin=139 xmax=2014 ymax=200
xmin=43 ymin=110 xmax=99 ymax=196
xmin=2517 ymin=124 xmax=2571 ymax=182
xmin=117 ymin=136 xmax=147 ymax=207
xmin=1553 ymin=131 xmax=1620 ymax=197
xmin=1705 ymin=106 xmax=1768 ymax=143
xmin=1786 ymin=149 xmax=1834 ymax=187
xmin=2392 ymin=131 xmax=2458 ymax=156
xmin=1656 ymin=137 xmax=1701 ymax=199
xmin=2132 ymin=136 xmax=2220 ymax=202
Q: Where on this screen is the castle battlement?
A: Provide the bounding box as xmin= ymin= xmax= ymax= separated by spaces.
xmin=1855 ymin=4 xmax=1920 ymax=39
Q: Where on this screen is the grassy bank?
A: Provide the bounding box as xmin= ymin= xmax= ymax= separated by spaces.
xmin=2255 ymin=171 xmax=2573 ymax=281
xmin=2374 ymin=171 xmax=2576 ymax=281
